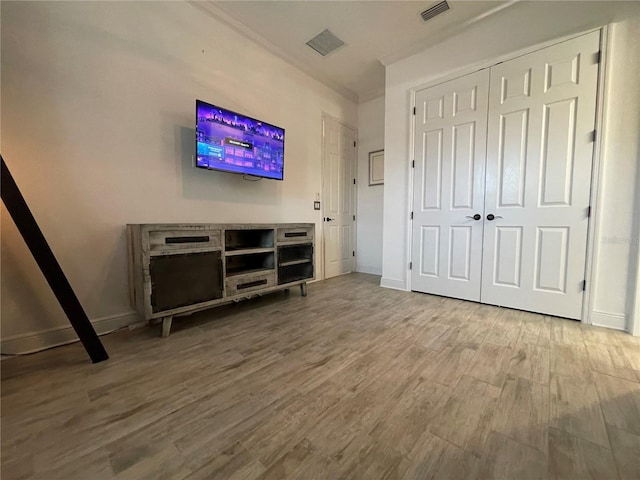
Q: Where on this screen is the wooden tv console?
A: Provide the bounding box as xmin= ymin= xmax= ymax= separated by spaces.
xmin=127 ymin=223 xmax=314 ymax=337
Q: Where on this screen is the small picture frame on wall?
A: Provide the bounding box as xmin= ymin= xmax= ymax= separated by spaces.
xmin=369 ymin=150 xmax=384 ymax=186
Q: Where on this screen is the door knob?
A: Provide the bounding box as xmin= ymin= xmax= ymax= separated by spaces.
xmin=325 ymin=217 xmax=335 ymax=222
xmin=486 ymin=214 xmax=503 ymax=221
xmin=466 ymin=214 xmax=482 ymax=221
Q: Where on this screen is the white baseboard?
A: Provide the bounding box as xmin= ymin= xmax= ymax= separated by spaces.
xmin=380 ymin=277 xmax=407 ymax=291
xmin=590 ymin=310 xmax=627 ymax=331
xmin=0 ymin=311 xmax=143 ymax=355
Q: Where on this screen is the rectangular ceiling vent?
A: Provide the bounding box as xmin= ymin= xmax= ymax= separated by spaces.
xmin=306 ymin=29 xmax=345 ymax=56
xmin=420 ymin=1 xmax=450 ymax=22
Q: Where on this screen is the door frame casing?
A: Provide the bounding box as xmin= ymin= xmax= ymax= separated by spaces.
xmin=406 ymin=26 xmax=610 ymax=326
xmin=320 ymin=112 xmax=358 ymax=280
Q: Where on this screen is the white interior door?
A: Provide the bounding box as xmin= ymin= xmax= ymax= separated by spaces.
xmin=481 ymin=31 xmax=600 ymax=319
xmin=322 ymin=116 xmax=356 ymax=279
xmin=411 ymin=69 xmax=490 ymax=301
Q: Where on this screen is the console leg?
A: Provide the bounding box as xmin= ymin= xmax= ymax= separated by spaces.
xmin=300 ymin=282 xmax=307 ymax=297
xmin=161 ymin=316 xmax=173 ymax=338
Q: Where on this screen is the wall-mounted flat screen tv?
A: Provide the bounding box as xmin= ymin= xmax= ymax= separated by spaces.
xmin=196 ymin=99 xmax=285 ymax=180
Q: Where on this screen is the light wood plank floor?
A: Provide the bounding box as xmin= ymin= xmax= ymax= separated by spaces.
xmin=2 ymin=273 xmax=639 ymax=479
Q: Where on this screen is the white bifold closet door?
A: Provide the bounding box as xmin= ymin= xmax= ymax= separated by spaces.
xmin=411 ymin=31 xmax=600 ymax=320
xmin=411 ymin=69 xmax=490 ymax=302
xmin=481 ymin=32 xmax=600 ymax=319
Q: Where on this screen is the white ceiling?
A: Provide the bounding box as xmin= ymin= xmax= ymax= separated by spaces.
xmin=197 ymin=1 xmax=518 ymax=103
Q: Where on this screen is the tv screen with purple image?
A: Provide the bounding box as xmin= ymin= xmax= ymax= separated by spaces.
xmin=196 ymin=100 xmax=285 ymax=180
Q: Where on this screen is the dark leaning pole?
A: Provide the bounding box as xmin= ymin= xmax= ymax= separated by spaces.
xmin=1 ymin=155 xmax=108 ymax=363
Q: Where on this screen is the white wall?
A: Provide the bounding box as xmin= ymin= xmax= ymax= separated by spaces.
xmin=590 ymin=12 xmax=640 ymax=331
xmin=382 ymin=1 xmax=640 ymax=331
xmin=1 ymin=1 xmax=356 ymax=353
xmin=356 ymin=96 xmax=385 ymax=275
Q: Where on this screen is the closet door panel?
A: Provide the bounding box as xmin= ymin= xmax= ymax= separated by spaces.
xmin=411 ymin=70 xmax=489 ymax=301
xmin=481 ymin=31 xmax=600 ymax=319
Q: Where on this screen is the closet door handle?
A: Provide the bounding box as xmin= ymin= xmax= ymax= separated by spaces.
xmin=466 ymin=214 xmax=482 ymax=221
xmin=486 ymin=214 xmax=503 ymax=221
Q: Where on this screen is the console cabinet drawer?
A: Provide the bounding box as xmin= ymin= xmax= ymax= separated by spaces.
xmin=226 ymin=272 xmax=275 ymax=296
xmin=149 ymin=230 xmax=221 ymax=252
xmin=277 ymin=226 xmax=313 ymax=243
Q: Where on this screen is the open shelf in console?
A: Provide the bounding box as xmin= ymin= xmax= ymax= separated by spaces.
xmin=225 ymin=247 xmax=273 ymax=257
xmin=226 ymin=251 xmax=275 ymax=277
xmin=278 ymin=243 xmax=313 ymax=284
xmin=225 ymin=229 xmax=274 ymax=251
xmin=278 ymin=243 xmax=313 ymax=264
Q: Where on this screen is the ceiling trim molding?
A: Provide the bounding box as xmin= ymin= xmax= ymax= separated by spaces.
xmin=379 ymin=0 xmax=520 ymax=66
xmin=189 ymin=1 xmax=359 ymax=104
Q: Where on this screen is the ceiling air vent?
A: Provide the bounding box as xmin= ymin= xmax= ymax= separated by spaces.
xmin=420 ymin=1 xmax=450 ymax=22
xmin=306 ymin=29 xmax=345 ymax=56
